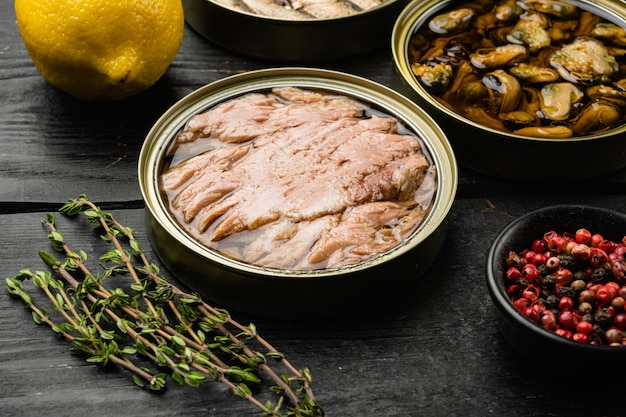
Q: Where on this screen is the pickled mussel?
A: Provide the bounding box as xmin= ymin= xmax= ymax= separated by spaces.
xmin=507 ymin=11 xmax=551 ymax=52
xmin=509 ymin=63 xmax=559 ymax=83
xmin=483 ymin=69 xmax=523 ymax=113
xmin=548 ymin=37 xmax=619 ymax=84
xmin=495 ymin=0 xmax=523 ymax=23
xmin=428 ymin=8 xmax=475 ymax=34
xmin=518 ymin=0 xmax=579 ymax=19
xmin=539 ymin=82 xmax=584 ymax=120
xmin=592 ymin=23 xmax=626 ymax=46
xmin=470 ymin=44 xmax=528 ymax=69
xmin=408 ymin=0 xmax=626 ymax=137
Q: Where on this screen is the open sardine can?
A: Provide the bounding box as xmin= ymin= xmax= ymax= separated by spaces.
xmin=138 ymin=68 xmax=457 ymax=318
xmin=182 ymin=0 xmax=410 ymax=61
xmin=392 ymin=0 xmax=626 ymax=181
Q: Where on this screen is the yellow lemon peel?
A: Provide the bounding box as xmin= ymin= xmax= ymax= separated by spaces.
xmin=15 ymin=0 xmax=184 ymax=100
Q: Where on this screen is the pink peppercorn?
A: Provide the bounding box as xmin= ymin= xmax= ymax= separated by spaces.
xmin=506 ymin=251 xmax=524 ymax=267
xmin=524 ymin=304 xmax=544 ymax=322
xmin=596 ymin=285 xmax=615 ymax=306
xmin=605 ymin=281 xmax=620 ymax=292
xmin=532 ymin=239 xmax=548 ymax=253
xmin=612 ymin=259 xmax=626 ymax=280
xmin=522 ymin=250 xmax=536 ymax=265
xmin=576 ymin=321 xmax=594 ymax=334
xmin=572 ymin=333 xmax=590 ymax=343
xmin=589 ymin=248 xmax=609 ymax=267
xmin=546 ymin=256 xmax=560 ymax=269
xmin=507 ymin=284 xmax=521 ymax=298
xmin=559 ymin=296 xmax=574 ymax=311
xmin=599 ymin=239 xmax=618 ymax=254
xmin=558 ymin=310 xmax=579 ymax=330
xmin=571 ymin=243 xmax=590 ymax=260
xmin=522 ymin=284 xmax=540 ymax=302
xmin=591 ymin=233 xmax=604 ymax=248
xmin=506 ymin=266 xmax=522 ymax=280
xmin=513 ymin=298 xmax=531 ymax=312
xmin=533 ymin=252 xmax=547 ymax=265
xmin=575 ymin=228 xmax=592 ymax=244
xmin=548 ymin=236 xmax=568 ymax=253
xmin=522 ymin=263 xmax=540 ymax=282
xmin=540 ymin=310 xmax=557 ymax=330
xmin=555 ymin=328 xmax=573 ymax=339
xmin=554 ymin=267 xmax=573 ymax=285
xmin=614 ymin=314 xmax=626 ymax=330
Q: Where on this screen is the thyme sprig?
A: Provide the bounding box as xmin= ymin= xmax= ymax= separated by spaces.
xmin=6 ymin=195 xmax=323 ymax=417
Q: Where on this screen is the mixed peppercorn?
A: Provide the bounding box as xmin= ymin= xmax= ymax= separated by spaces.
xmin=505 ymin=228 xmax=626 ymax=346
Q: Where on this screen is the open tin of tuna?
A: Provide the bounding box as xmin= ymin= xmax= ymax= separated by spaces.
xmin=392 ymin=0 xmax=626 ymax=181
xmin=182 ymin=0 xmax=409 ymax=61
xmin=138 ymin=68 xmax=457 ymax=318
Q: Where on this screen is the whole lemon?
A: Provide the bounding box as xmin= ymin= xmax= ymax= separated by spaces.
xmin=15 ymin=0 xmax=184 ymax=101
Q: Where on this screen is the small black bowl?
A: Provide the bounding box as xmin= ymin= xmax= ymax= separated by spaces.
xmin=486 ymin=205 xmax=626 ymax=366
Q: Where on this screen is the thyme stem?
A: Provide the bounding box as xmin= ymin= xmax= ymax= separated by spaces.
xmin=6 ymin=195 xmax=324 ymax=417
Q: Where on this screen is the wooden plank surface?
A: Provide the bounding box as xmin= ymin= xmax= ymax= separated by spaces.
xmin=2 ymin=2 xmax=626 ymax=417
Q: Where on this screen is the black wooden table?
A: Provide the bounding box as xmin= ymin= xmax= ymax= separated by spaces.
xmin=2 ymin=2 xmax=626 ymax=416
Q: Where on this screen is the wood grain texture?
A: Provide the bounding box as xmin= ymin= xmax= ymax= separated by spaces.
xmin=1 ymin=2 xmax=626 ymax=416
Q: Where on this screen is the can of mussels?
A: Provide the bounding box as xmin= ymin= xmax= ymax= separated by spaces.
xmin=392 ymin=0 xmax=626 ymax=181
